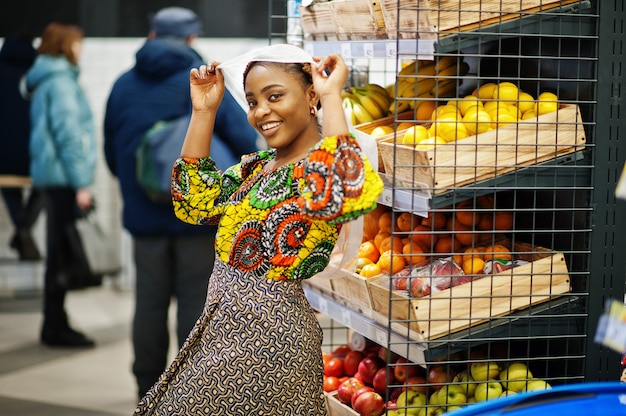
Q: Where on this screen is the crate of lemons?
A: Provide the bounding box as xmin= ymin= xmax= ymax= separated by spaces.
xmin=399 ymin=82 xmax=560 ymax=149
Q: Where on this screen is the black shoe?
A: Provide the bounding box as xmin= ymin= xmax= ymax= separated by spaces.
xmin=41 ymin=327 xmax=95 ymax=348
xmin=10 ymin=230 xmax=41 ymax=261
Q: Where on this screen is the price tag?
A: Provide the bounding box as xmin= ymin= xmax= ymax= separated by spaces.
xmin=317 ymin=297 xmax=328 ymax=315
xmin=342 ymin=309 xmax=352 ymax=327
xmin=363 ymin=42 xmax=374 ymax=58
xmin=341 ymin=43 xmax=352 ymax=58
xmin=386 ymin=43 xmax=397 ymax=58
xmin=375 ymin=329 xmax=387 ymax=346
xmin=380 ymin=188 xmax=393 ymax=206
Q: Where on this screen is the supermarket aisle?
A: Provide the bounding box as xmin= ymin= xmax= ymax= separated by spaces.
xmin=0 ymin=283 xmax=139 ymax=416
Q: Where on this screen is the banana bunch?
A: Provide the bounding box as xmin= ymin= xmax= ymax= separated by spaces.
xmin=342 ymin=83 xmax=393 ymax=125
xmin=387 ymin=56 xmax=470 ymax=114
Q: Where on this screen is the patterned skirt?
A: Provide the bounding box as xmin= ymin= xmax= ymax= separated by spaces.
xmin=134 ymin=259 xmax=327 ymax=415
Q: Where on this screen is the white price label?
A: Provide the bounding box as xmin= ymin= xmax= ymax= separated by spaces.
xmin=341 ymin=43 xmax=352 ymax=58
xmin=380 ymin=188 xmax=393 ymax=205
xmin=375 ymin=329 xmax=387 ymax=346
xmin=386 ymin=43 xmax=397 ymax=58
xmin=342 ymin=309 xmax=352 ymax=327
xmin=363 ymin=43 xmax=374 ymax=58
xmin=317 ymin=297 xmax=328 ymax=315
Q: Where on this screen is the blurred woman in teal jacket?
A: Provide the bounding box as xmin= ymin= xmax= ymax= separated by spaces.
xmin=26 ymin=22 xmax=97 ymax=347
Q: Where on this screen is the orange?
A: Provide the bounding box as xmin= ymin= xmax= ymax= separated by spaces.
xmin=379 ymin=235 xmax=404 ymax=254
xmin=378 ymin=211 xmax=393 ymax=233
xmin=402 ymin=241 xmax=427 ymax=267
xmin=374 ymin=231 xmax=392 ymax=251
xmin=360 ymin=263 xmax=382 ymax=278
xmin=363 ymin=213 xmax=379 ymax=242
xmin=463 ymin=246 xmax=485 ymax=261
xmin=434 ymin=235 xmax=462 ymax=255
xmin=422 ymin=211 xmax=448 ymax=230
xmin=483 ymin=244 xmax=512 ymax=262
xmin=377 ymin=250 xmax=406 ymax=275
xmin=462 ymin=257 xmax=486 ymax=275
xmin=396 ymin=211 xmax=416 ymax=232
xmin=415 ymin=100 xmax=437 ymax=122
xmin=410 ymin=224 xmax=438 ymax=251
xmin=358 ymin=241 xmax=380 ymax=264
xmin=494 ymin=212 xmax=514 ymax=231
xmin=455 ymin=210 xmax=478 ymax=227
xmin=477 ymin=213 xmax=494 ymax=230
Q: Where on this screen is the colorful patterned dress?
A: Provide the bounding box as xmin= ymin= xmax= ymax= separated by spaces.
xmin=134 ymin=133 xmax=383 ymax=415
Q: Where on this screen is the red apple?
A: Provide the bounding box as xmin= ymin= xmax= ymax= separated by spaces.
xmin=344 ymin=350 xmax=365 ymax=377
xmin=372 ymin=367 xmax=391 ymax=395
xmin=357 ymin=356 xmax=385 ymax=385
xmin=331 ymin=344 xmax=352 ymax=359
xmin=377 ymin=346 xmax=401 ymax=364
xmin=352 ymin=391 xmax=386 ymax=416
xmin=324 ymin=357 xmax=344 ymax=377
xmin=337 ymin=377 xmax=366 ymax=405
xmin=394 ymin=276 xmax=408 ymax=290
xmin=428 ymin=364 xmax=457 ymax=391
xmin=410 ymin=276 xmax=431 ymax=297
xmin=351 ymin=385 xmax=375 ymax=409
xmin=402 ymin=375 xmax=428 ymax=394
xmin=393 ymin=357 xmax=418 ymax=383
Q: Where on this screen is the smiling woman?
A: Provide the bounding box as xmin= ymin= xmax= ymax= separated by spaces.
xmin=133 ymin=44 xmax=383 ymax=416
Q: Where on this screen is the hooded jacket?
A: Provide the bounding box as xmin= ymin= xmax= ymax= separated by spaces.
xmin=25 ymin=54 xmax=96 ymax=189
xmin=104 ymin=38 xmax=257 ymax=236
xmin=0 ymin=36 xmax=37 ymax=175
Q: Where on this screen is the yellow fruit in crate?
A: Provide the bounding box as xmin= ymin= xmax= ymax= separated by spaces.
xmin=415 ymin=136 xmax=447 ymax=151
xmin=437 ymin=120 xmax=469 ymax=143
xmin=397 ymin=122 xmax=414 ymax=130
xmin=535 ymin=92 xmax=559 ymax=115
xmin=360 ymin=262 xmax=382 ymax=278
xmin=521 ymin=109 xmax=537 ymax=120
xmin=371 ymin=125 xmax=394 ymax=138
xmin=517 ymin=91 xmax=535 ymax=114
xmin=354 ymin=257 xmax=374 ymax=274
xmin=474 ymin=83 xmax=498 ymax=100
xmin=402 ymin=125 xmax=429 ymax=144
xmin=462 ymin=108 xmax=492 ymax=135
xmin=491 ymin=111 xmax=517 ymax=128
xmin=415 ymin=100 xmax=437 ymax=122
xmin=457 ymin=95 xmax=484 ymax=116
xmin=493 ymin=82 xmax=520 ymax=104
xmin=432 ymin=104 xmax=461 ymax=120
xmin=483 ymin=100 xmax=509 ymax=114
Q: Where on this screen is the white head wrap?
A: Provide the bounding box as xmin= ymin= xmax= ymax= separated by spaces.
xmin=217 ymin=44 xmax=380 ymax=274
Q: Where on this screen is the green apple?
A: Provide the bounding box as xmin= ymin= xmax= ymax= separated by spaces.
xmin=525 ymin=379 xmax=552 ymax=392
xmin=499 ymin=362 xmax=533 ymax=392
xmin=397 ymin=390 xmax=427 ymax=415
xmin=470 ymin=361 xmax=501 ymax=382
xmin=500 ymin=390 xmax=517 ymax=398
xmin=429 ymin=390 xmax=440 ymax=406
xmin=474 ymin=381 xmax=503 ymax=402
xmin=446 ymin=405 xmax=465 ymax=412
xmin=416 ymin=406 xmax=445 ymax=416
xmin=437 ymin=384 xmax=467 ymax=405
xmin=452 ymin=370 xmax=476 ymax=398
xmin=386 ymin=411 xmax=401 ymax=416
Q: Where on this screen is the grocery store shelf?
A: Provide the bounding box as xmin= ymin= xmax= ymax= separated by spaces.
xmin=303 ymin=283 xmax=428 ymax=365
xmin=303 ymin=38 xmax=435 ymax=60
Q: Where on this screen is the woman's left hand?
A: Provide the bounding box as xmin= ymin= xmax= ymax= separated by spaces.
xmin=311 ymin=54 xmax=349 ymax=101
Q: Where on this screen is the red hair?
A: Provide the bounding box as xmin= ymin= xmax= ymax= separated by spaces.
xmin=37 ymin=22 xmax=84 ymax=65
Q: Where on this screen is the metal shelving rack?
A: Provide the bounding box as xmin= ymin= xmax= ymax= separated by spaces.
xmin=269 ymin=0 xmax=626 ymax=408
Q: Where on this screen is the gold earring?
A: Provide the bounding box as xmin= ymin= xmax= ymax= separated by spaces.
xmin=310 ymin=106 xmax=318 ymax=116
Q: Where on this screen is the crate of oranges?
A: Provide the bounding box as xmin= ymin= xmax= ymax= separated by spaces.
xmin=355 ymin=195 xmax=571 ymax=341
xmin=377 ymin=84 xmax=587 ymax=193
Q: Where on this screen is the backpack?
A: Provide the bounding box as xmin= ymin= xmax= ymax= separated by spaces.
xmin=136 ymin=114 xmax=241 ymax=203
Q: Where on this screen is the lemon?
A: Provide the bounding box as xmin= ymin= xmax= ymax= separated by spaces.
xmin=402 ymin=125 xmax=429 ymax=144
xmin=491 ymin=111 xmax=517 ymax=128
xmin=535 ymin=92 xmax=559 ymax=115
xmin=457 ymin=95 xmax=484 ymax=116
xmin=435 ymin=120 xmax=469 ymax=142
xmin=462 ymin=108 xmax=492 ymax=135
xmin=415 ymin=136 xmax=447 ymax=151
xmin=483 ymin=100 xmax=510 ymax=114
xmin=521 ymin=109 xmax=537 ymax=120
xmin=370 ymin=125 xmax=394 ymax=138
xmin=475 ymin=83 xmax=498 ymax=100
xmin=517 ymin=91 xmax=535 ymax=114
xmin=432 ymin=104 xmax=461 ymax=120
xmin=493 ymin=82 xmax=519 ymax=104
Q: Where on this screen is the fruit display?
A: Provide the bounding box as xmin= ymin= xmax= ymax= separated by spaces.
xmin=342 ymin=83 xmax=394 ymax=125
xmin=388 ymin=56 xmax=470 ymax=115
xmin=323 ymin=342 xmax=552 ymax=415
xmin=354 ymin=194 xmax=519 ymax=289
xmin=399 ymin=82 xmax=561 ymax=148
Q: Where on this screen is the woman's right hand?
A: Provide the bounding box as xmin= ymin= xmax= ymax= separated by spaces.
xmin=189 ymin=62 xmax=225 ymax=113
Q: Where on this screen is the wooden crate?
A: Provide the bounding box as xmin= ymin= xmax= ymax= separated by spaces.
xmin=300 ymin=0 xmax=581 ymax=40
xmin=378 ymin=104 xmax=586 ymax=193
xmin=367 ymin=239 xmax=571 ymax=341
xmin=379 ymin=0 xmax=583 ymax=39
xmin=326 ymin=392 xmax=360 ymax=416
xmin=299 ymin=0 xmax=386 ymax=41
xmin=330 ymin=264 xmax=376 ymax=316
